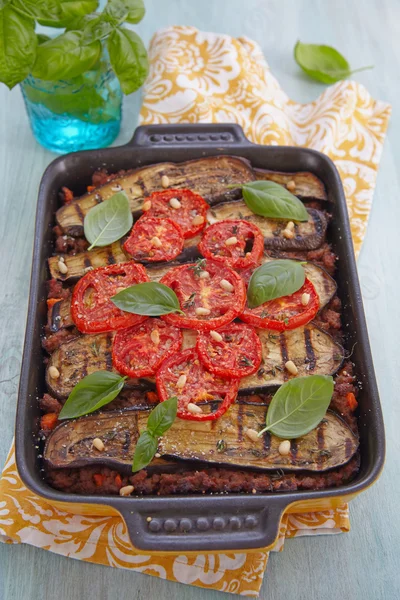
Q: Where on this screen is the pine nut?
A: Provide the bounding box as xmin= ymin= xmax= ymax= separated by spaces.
xmin=161 ymin=175 xmax=170 ymax=188
xmin=59 ymin=256 xmax=65 ymax=263
xmin=146 ymin=516 xmax=152 ymax=522
xmin=192 ymin=215 xmax=205 ymax=226
xmin=301 ymin=293 xmax=310 ymax=306
xmin=286 ymin=180 xmax=296 ymax=192
xmin=245 ymin=428 xmax=259 ymax=442
xmin=151 ymin=329 xmax=160 ymax=345
xmin=282 ymin=229 xmax=295 ymax=239
xmin=169 ymin=197 xmax=181 ymax=209
xmin=286 ymin=221 xmax=295 ymax=231
xmin=176 ymin=374 xmax=187 ymax=388
xmin=225 ymin=236 xmax=238 ymax=246
xmin=154 ymin=453 xmax=161 ymax=458
xmin=151 ymin=236 xmax=162 ymax=247
xmin=92 ymin=438 xmax=105 ymax=452
xmin=111 ymin=184 xmax=122 ymax=192
xmin=278 ymin=440 xmax=291 ymax=456
xmin=142 ymin=200 xmax=152 ymax=211
xmin=187 ymin=403 xmax=203 ymax=414
xmin=48 ymin=366 xmax=60 ymax=379
xmin=210 ymin=330 xmax=223 ymax=342
xmin=119 ymin=485 xmax=134 ymax=496
xmin=199 ymin=270 xmax=210 ymax=279
xmin=58 ymin=261 xmax=68 ymax=274
xmin=285 ymin=360 xmax=298 ymax=375
xmin=219 ymin=279 xmax=234 ymax=292
xmin=195 ymin=307 xmax=211 ymax=316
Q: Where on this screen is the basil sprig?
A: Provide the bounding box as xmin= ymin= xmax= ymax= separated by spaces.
xmin=0 ymin=0 xmax=148 ymax=94
xmin=241 ymin=181 xmax=309 ymax=222
xmin=58 ymin=370 xmax=127 ymax=420
xmin=84 ymin=190 xmax=133 ymax=250
xmin=247 ymin=259 xmax=305 ymax=308
xmin=132 ymin=396 xmax=178 ymax=472
xmin=294 ymin=41 xmax=373 ymax=84
xmin=258 ymin=375 xmax=334 ymax=439
xmin=111 ymin=282 xmax=184 ymax=316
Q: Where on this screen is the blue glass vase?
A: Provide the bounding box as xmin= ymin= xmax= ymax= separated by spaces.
xmin=20 ymin=55 xmax=122 ymax=154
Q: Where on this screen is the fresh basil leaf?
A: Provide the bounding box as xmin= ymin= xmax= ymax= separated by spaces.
xmin=31 ymin=31 xmax=101 ymax=81
xmin=294 ymin=41 xmax=373 ymax=84
xmin=247 ymin=259 xmax=305 ymax=308
xmin=108 ymin=27 xmax=148 ymax=95
xmin=38 ymin=0 xmax=99 ymax=27
xmin=0 ymin=0 xmax=12 ymax=8
xmin=147 ymin=396 xmax=178 ymax=438
xmin=12 ymin=0 xmax=61 ymax=21
xmin=259 ymin=375 xmax=334 ymax=439
xmin=111 ymin=282 xmax=183 ymax=316
xmin=106 ymin=0 xmax=145 ymax=24
xmin=132 ymin=430 xmax=158 ymax=472
xmin=242 ymin=181 xmax=309 ymax=222
xmin=84 ymin=191 xmax=133 ymax=250
xmin=82 ymin=14 xmax=117 ymax=44
xmin=0 ymin=7 xmax=37 ymax=89
xmin=59 ymin=371 xmax=127 ymax=420
xmin=37 ymin=34 xmax=51 ymax=45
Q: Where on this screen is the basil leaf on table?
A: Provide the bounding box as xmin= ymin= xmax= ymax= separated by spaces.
xmin=132 ymin=397 xmax=178 ymax=472
xmin=112 ymin=282 xmax=184 ymax=316
xmin=38 ymin=0 xmax=99 ymax=28
xmin=241 ymin=181 xmax=309 ymax=222
xmin=247 ymin=259 xmax=305 ymax=308
xmin=32 ymin=31 xmax=101 ymax=80
xmin=294 ymin=41 xmax=373 ymax=84
xmin=84 ymin=191 xmax=133 ymax=250
xmin=0 ymin=6 xmax=37 ymax=89
xmin=108 ymin=27 xmax=149 ymax=95
xmin=58 ymin=371 xmax=127 ymax=420
xmin=147 ymin=396 xmax=178 ymax=438
xmin=259 ymin=375 xmax=334 ymax=439
xmin=12 ymin=0 xmax=62 ymax=21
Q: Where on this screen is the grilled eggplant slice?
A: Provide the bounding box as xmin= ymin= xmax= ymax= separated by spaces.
xmin=44 ymin=405 xmax=358 ymax=472
xmin=254 ymin=169 xmax=327 ymax=201
xmin=193 ymin=202 xmax=327 ymax=251
xmin=56 ymin=156 xmax=254 ymax=236
xmin=47 ymin=258 xmax=336 ymax=333
xmin=47 ymin=323 xmax=343 ymax=398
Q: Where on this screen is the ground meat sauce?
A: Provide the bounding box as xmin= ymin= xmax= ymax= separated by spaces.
xmin=41 ymin=167 xmax=361 ymax=495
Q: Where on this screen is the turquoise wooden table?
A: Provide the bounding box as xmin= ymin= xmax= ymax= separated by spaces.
xmin=1 ymin=0 xmax=399 ymax=598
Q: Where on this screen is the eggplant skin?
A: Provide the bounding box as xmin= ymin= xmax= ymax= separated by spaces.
xmin=44 ymin=404 xmax=358 ymax=473
xmin=254 ymin=169 xmax=327 ymax=201
xmin=56 ymin=156 xmax=255 ymax=236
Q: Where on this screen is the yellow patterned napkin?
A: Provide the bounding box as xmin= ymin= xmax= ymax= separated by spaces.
xmin=0 ymin=26 xmax=390 ymax=597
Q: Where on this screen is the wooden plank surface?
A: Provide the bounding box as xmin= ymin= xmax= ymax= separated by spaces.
xmin=1 ymin=0 xmax=399 ymax=598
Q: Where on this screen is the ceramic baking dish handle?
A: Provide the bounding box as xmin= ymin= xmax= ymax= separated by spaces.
xmin=117 ymin=496 xmax=286 ymax=552
xmin=127 ymin=123 xmax=251 ymax=148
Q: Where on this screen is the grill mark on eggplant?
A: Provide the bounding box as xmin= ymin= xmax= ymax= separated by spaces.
xmin=74 ymin=203 xmax=85 ymax=221
xmin=317 ymin=421 xmax=326 ymax=468
xmin=345 ymin=436 xmax=354 ymax=460
xmin=123 ymin=431 xmax=131 ymax=451
xmin=279 ymin=333 xmax=289 ymax=381
xmin=290 ymin=440 xmax=299 ymax=462
xmin=83 ymin=257 xmax=92 ymax=269
xmin=237 ymin=402 xmax=245 ymax=442
xmin=304 ymin=327 xmax=316 ymax=371
xmin=106 ymin=248 xmax=116 ymax=265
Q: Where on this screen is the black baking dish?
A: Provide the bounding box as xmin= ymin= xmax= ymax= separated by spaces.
xmin=15 ymin=123 xmax=385 ymax=553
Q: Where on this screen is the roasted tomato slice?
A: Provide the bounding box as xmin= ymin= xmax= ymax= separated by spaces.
xmin=240 ymin=278 xmax=319 ymax=331
xmin=156 ymin=348 xmax=240 ymax=421
xmin=197 ymin=322 xmax=262 ymax=378
xmin=143 ymin=188 xmax=209 ymax=238
xmin=160 ymin=259 xmax=246 ymax=331
xmin=123 ymin=215 xmax=184 ymax=262
xmin=198 ymin=220 xmax=264 ymax=268
xmin=71 ymin=262 xmax=149 ymax=333
xmin=112 ymin=318 xmax=183 ymax=378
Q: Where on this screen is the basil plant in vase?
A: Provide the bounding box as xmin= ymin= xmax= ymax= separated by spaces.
xmin=0 ymin=0 xmax=149 ymax=153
